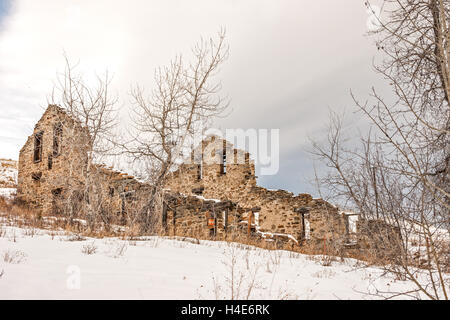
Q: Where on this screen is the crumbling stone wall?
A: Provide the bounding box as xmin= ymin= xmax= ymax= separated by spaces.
xmin=91 ymin=164 xmax=150 ymax=225
xmin=165 ymin=136 xmax=347 ymax=244
xmin=164 ymin=193 xmax=248 ymax=239
xmin=356 ymin=218 xmax=403 ymax=259
xmin=17 ymin=105 xmax=146 ymax=222
xmin=17 ymin=105 xmax=88 ymax=214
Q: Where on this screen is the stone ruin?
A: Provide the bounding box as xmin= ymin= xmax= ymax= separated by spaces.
xmin=165 ymin=136 xmax=350 ymax=245
xmin=164 ymin=135 xmax=402 ymax=253
xmin=16 ymin=105 xmax=401 ymax=253
xmin=16 ymin=105 xmax=149 ymax=224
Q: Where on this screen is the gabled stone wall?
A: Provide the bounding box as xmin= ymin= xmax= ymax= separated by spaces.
xmin=165 ymin=136 xmax=347 ymax=244
xmin=17 ymin=105 xmax=147 ymax=223
xmin=17 ymin=105 xmax=88 ymax=214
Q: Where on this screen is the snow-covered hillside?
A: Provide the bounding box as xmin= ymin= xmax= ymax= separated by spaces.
xmin=0 ymin=159 xmax=17 ymax=199
xmin=0 ymin=224 xmax=444 ymax=300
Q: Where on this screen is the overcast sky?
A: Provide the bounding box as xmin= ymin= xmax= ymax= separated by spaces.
xmin=0 ymin=0 xmax=390 ymax=196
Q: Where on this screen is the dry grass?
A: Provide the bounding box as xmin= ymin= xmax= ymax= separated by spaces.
xmin=106 ymin=241 xmax=128 ymax=258
xmin=0 ymin=195 xmax=127 ymax=239
xmin=1 ymin=195 xmax=447 ymax=272
xmin=66 ymin=233 xmax=86 ymax=242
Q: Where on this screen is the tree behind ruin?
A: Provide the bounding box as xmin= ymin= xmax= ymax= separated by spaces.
xmin=309 ymin=0 xmax=449 ymax=299
xmin=49 ymin=56 xmax=119 ymax=230
xmin=121 ymin=29 xmax=230 ymax=233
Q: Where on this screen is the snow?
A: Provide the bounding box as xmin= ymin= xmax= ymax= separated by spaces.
xmin=0 ymin=188 xmax=16 ymax=199
xmin=0 ymin=224 xmax=444 ymax=300
xmin=304 ymin=218 xmax=311 ymax=240
xmin=348 ymin=216 xmax=358 ymax=234
xmin=0 ymin=159 xmax=17 ymax=186
xmin=192 ymin=195 xmax=221 ymax=203
xmin=0 ymin=159 xmax=17 ymax=199
xmin=339 ymin=211 xmax=360 ymax=234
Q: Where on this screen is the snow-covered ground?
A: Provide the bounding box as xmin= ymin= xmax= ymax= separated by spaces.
xmin=0 ymin=224 xmax=444 ymax=300
xmin=0 ymin=159 xmax=17 ymax=186
xmin=0 ymin=159 xmax=17 ymax=199
xmin=0 ymin=188 xmax=16 ymax=199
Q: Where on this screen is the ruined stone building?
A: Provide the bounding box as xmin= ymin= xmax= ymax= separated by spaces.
xmin=165 ymin=136 xmax=352 ymax=245
xmin=17 ymin=105 xmax=146 ymax=223
xmin=164 ymin=136 xmax=402 ymax=252
xmin=17 ymin=105 xmax=400 ymax=252
xmin=163 ymin=193 xmax=249 ymax=239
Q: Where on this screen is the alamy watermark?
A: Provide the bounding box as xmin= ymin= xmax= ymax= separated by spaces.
xmin=66 ymin=265 xmax=81 ymax=290
xmin=176 ymin=128 xmax=280 ymax=176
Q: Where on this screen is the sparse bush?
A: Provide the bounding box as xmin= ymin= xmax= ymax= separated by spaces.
xmin=0 ymin=226 xmax=6 ymax=237
xmin=114 ymin=242 xmax=127 ymax=257
xmin=107 ymin=241 xmax=127 ymax=258
xmin=128 ymin=240 xmax=137 ymax=246
xmin=81 ymin=242 xmax=97 ymax=255
xmin=320 ymin=255 xmax=337 ymax=267
xmin=23 ymin=227 xmax=38 ymax=237
xmin=312 ymin=269 xmax=336 ymax=278
xmin=2 ymin=250 xmax=27 ymax=264
xmin=67 ymin=234 xmax=86 ymax=242
xmin=212 ymin=244 xmax=263 ymax=300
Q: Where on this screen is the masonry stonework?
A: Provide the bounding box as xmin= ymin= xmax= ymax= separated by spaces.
xmin=17 ymin=105 xmax=145 ymax=223
xmin=165 ymin=136 xmax=347 ymax=244
xmin=163 ymin=193 xmax=249 ymax=239
xmin=17 ymin=106 xmax=398 ymax=253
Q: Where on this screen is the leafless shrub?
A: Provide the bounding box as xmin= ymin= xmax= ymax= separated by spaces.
xmin=81 ymin=242 xmax=97 ymax=255
xmin=211 ymin=244 xmax=263 ymax=300
xmin=9 ymin=230 xmax=17 ymax=243
xmin=23 ymin=227 xmax=38 ymax=237
xmin=172 ymin=236 xmax=200 ymax=245
xmin=66 ymin=233 xmax=86 ymax=242
xmin=268 ymin=249 xmax=283 ymax=266
xmin=320 ymin=254 xmax=338 ymax=267
xmin=107 ymin=241 xmax=127 ymax=258
xmin=2 ymin=250 xmax=27 ymax=264
xmin=312 ymin=269 xmax=337 ymax=279
xmin=0 ymin=226 xmax=6 ymax=237
xmin=211 ymin=274 xmax=223 ymax=300
xmin=146 ymin=237 xmax=160 ymax=248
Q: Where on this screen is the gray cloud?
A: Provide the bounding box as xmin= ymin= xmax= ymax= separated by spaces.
xmin=0 ymin=0 xmax=391 ymax=196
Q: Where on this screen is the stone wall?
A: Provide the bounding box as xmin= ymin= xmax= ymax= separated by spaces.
xmin=17 ymin=105 xmax=147 ymax=223
xmin=356 ymin=218 xmax=403 ymax=259
xmin=18 ymin=107 xmax=397 ymax=255
xmin=163 ymin=193 xmax=249 ymax=239
xmin=165 ymin=135 xmax=347 ymax=244
xmin=17 ymin=105 xmax=88 ymax=214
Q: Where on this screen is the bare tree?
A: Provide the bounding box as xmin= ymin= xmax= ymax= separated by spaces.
xmin=50 ymin=56 xmax=118 ymax=230
xmin=309 ymin=0 xmax=449 ymax=299
xmin=122 ymin=29 xmax=229 ymax=232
